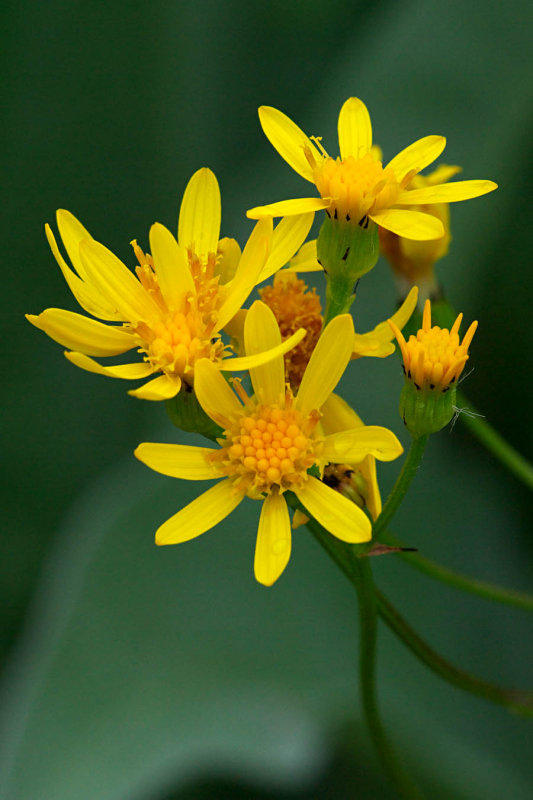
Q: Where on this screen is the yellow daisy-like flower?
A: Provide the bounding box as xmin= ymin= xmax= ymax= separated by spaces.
xmin=27 ymin=168 xmax=313 ymax=401
xmin=379 ymin=164 xmax=462 ymax=299
xmin=135 ymin=301 xmax=403 ymax=585
xmin=247 ymin=98 xmax=497 ymax=241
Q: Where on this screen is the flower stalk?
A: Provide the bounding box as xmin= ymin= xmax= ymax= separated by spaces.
xmin=296 ymin=500 xmax=423 ymax=799
xmin=373 ymin=435 xmax=429 ymax=540
xmin=379 ymin=531 xmax=533 ymax=612
xmin=317 ymin=215 xmax=379 ymax=325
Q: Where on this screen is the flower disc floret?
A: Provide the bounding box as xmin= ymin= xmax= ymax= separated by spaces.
xmin=312 ymin=152 xmax=401 ymax=222
xmin=259 ymin=272 xmax=322 ymax=388
xmin=210 ymin=396 xmax=321 ymax=499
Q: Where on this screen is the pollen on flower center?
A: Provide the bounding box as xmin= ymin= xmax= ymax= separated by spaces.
xmin=210 ymin=398 xmax=322 ymax=499
xmin=312 ymin=153 xmax=401 ymax=221
xmin=259 ymin=272 xmax=322 ymax=389
xmin=131 ymin=242 xmax=227 ymax=381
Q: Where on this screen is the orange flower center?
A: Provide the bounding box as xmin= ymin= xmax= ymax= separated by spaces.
xmin=128 ymin=242 xmax=228 ymax=382
xmin=210 ymin=394 xmax=322 ymax=499
xmin=310 ymin=152 xmax=400 ymax=221
xmin=259 ymin=272 xmax=322 ymax=389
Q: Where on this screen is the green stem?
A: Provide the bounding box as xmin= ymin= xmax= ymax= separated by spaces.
xmin=355 ymin=559 xmax=425 ymax=799
xmin=373 ymin=435 xmax=428 ymax=539
xmin=376 ymin=590 xmax=533 ymax=717
xmin=299 ymin=508 xmax=423 ymax=798
xmin=323 ymin=286 xmax=356 ymax=326
xmin=294 ymin=500 xmax=533 ymax=719
xmin=380 ymin=530 xmax=533 ymax=612
xmin=455 ymin=389 xmax=533 ymax=491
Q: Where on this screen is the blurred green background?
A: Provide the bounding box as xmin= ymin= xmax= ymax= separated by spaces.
xmin=2 ymin=1 xmax=533 ymax=798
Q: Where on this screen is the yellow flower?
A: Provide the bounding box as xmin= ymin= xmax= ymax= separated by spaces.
xmin=247 ymin=98 xmax=497 ymax=241
xmin=27 ymin=168 xmax=313 ymax=401
xmin=379 ymin=164 xmax=462 ymax=299
xmin=135 ymin=301 xmax=403 ymax=585
xmin=388 ymin=299 xmax=477 ymax=435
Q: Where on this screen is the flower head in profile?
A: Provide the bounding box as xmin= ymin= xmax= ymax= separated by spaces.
xmin=379 ymin=164 xmax=463 ymax=300
xmin=247 ymin=98 xmax=497 ymax=241
xmin=27 ymin=169 xmax=313 ymax=400
xmin=389 ymin=299 xmax=477 ymax=436
xmin=135 ymin=301 xmax=403 ymax=585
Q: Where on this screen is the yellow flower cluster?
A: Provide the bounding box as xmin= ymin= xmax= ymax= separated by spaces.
xmin=28 ymin=97 xmax=494 ymax=584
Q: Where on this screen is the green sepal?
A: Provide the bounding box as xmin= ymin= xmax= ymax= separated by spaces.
xmin=399 ymin=377 xmax=456 ymax=436
xmin=317 ymin=214 xmax=379 ymax=323
xmin=166 ymin=386 xmax=223 ymax=442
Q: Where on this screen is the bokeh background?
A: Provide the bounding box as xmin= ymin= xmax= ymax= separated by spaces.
xmin=2 ymin=1 xmax=533 ymax=798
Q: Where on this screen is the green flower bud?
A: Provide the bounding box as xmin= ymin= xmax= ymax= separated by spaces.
xmin=317 ymin=214 xmax=379 ymax=321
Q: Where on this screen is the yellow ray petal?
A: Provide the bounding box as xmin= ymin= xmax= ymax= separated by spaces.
xmin=337 ymin=97 xmax=372 ymax=160
xmin=155 ymin=479 xmax=244 ymax=546
xmin=222 ymin=308 xmax=247 ymax=353
xmin=362 ymin=455 xmax=381 ymax=521
xmin=386 ymin=135 xmax=446 ymax=183
xmin=295 ymin=314 xmax=355 ymax=415
xmin=221 ymin=326 xmax=306 ymax=374
xmin=79 ymin=239 xmax=159 ymax=322
xmin=64 ymin=351 xmax=155 ymax=379
xmin=128 ymin=374 xmax=181 ymax=401
xmin=243 ymin=300 xmax=285 ymax=405
xmin=424 ymin=164 xmax=462 ymax=186
xmin=295 ymin=476 xmax=371 ymax=543
xmin=285 ymin=239 xmax=322 ymax=273
xmin=322 ymin=426 xmax=403 ymax=463
xmin=178 ymin=167 xmax=221 ymax=261
xmin=352 ymin=335 xmax=395 ymax=359
xmin=258 ymin=106 xmax=323 ymax=182
xmin=396 ymin=179 xmax=497 ymax=205
xmin=216 ymin=218 xmax=272 ymax=331
xmin=247 ymin=197 xmax=330 ymax=220
xmin=194 ymin=358 xmax=242 ymax=428
xmin=369 ymin=209 xmax=444 ymax=241
xmin=134 ymin=442 xmax=218 ymax=479
xmin=216 ymin=237 xmax=242 ymax=284
xmin=352 ymin=287 xmax=418 ymax=358
xmin=321 ymin=393 xmax=363 ymax=435
xmin=258 ymin=213 xmax=314 ymax=282
xmin=45 ymin=224 xmax=119 ymax=321
xmin=254 ymin=492 xmax=292 ymax=586
xmin=149 ymin=223 xmax=194 ymax=308
xmin=26 ymin=308 xmax=134 ymax=356
xmin=56 ymin=209 xmax=95 ymax=283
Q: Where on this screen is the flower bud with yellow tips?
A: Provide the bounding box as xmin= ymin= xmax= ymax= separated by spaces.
xmin=388 ymin=299 xmax=477 ymax=436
